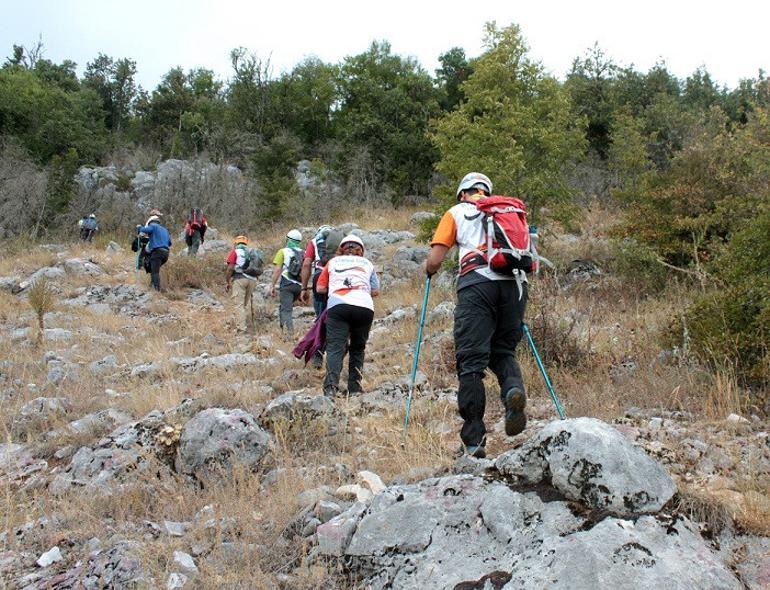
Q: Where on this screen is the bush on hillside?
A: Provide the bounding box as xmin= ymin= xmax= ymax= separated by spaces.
xmin=670 ymin=211 xmax=770 ymax=385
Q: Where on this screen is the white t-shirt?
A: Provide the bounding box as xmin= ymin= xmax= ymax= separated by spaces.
xmin=318 ymin=255 xmax=379 ymax=311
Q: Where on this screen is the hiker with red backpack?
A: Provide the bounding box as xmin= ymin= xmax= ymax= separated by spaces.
xmin=184 ymin=208 xmax=207 ymax=256
xmin=270 ymin=229 xmax=305 ymax=339
xmin=425 ymin=172 xmax=536 ymax=459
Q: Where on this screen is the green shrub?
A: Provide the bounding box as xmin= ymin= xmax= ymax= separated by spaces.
xmin=671 ymin=210 xmax=770 ymax=384
xmin=608 ymin=237 xmax=669 ymax=295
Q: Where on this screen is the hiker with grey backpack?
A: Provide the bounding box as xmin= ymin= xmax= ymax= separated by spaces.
xmin=225 ymin=235 xmax=264 ymax=334
xmin=300 ymin=225 xmax=344 ymax=368
xmin=270 ymin=229 xmax=305 ymax=340
xmin=425 ymin=172 xmax=537 ymax=459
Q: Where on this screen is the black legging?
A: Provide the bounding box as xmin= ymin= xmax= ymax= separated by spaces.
xmin=149 ymin=248 xmax=169 ymax=291
xmin=323 ymin=303 xmax=374 ymax=395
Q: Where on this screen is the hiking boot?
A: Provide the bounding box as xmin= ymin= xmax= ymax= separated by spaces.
xmin=455 ymin=444 xmax=487 ymax=459
xmin=503 ymin=387 xmax=527 ymax=436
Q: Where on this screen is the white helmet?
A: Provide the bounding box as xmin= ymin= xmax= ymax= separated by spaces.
xmin=286 ymin=229 xmax=302 ymax=241
xmin=145 ymin=215 xmax=160 ymax=225
xmin=339 ymin=234 xmax=365 ymax=253
xmin=456 ymin=172 xmax=492 ymax=199
xmin=88 ymin=213 xmax=96 ymax=219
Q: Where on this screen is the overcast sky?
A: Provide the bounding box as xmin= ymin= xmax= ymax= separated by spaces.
xmin=3 ymin=0 xmax=768 ymax=91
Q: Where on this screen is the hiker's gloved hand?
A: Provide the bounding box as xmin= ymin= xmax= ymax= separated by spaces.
xmin=225 ymin=282 xmax=231 ymax=293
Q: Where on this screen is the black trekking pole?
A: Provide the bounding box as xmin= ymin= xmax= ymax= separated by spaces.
xmin=522 ymin=322 xmax=566 ymax=419
xmin=402 ymin=276 xmax=431 ymax=441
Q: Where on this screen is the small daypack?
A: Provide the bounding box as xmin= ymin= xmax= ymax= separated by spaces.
xmin=241 ymin=247 xmax=264 ymax=278
xmin=460 ymin=196 xmax=535 ymax=276
xmin=188 ymin=208 xmax=205 ymax=229
xmin=314 ymin=229 xmax=343 ymax=269
xmin=287 ymin=247 xmax=304 ymax=281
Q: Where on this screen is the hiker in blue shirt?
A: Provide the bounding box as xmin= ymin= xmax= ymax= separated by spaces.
xmin=136 ymin=215 xmax=172 ymax=291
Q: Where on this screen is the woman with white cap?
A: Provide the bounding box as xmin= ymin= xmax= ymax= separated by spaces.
xmin=315 ymin=234 xmax=380 ymax=396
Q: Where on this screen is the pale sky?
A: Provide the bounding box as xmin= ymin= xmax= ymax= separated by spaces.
xmin=3 ymin=0 xmax=768 ymax=91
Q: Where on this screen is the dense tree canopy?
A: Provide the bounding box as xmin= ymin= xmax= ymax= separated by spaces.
xmin=431 ymin=23 xmax=585 ymax=219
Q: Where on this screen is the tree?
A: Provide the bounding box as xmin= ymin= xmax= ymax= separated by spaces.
xmin=335 ymin=41 xmax=441 ymax=199
xmin=435 ymin=47 xmax=473 ymax=111
xmin=431 ymin=22 xmax=586 ymax=221
xmin=270 ymin=57 xmax=339 ymax=147
xmin=137 ymin=67 xmax=225 ymax=157
xmin=682 ymin=67 xmax=722 ymax=113
xmin=84 ymin=54 xmax=137 ymax=131
xmin=0 ymin=65 xmax=106 ymax=164
xmin=227 ymin=47 xmax=273 ymax=138
xmin=565 ymin=44 xmax=618 ymax=159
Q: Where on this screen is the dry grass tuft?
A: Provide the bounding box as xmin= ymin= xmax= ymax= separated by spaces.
xmin=27 ymin=277 xmax=57 ymax=344
xmin=161 ymin=252 xmax=226 ymax=293
xmin=673 ymin=489 xmax=736 ymax=538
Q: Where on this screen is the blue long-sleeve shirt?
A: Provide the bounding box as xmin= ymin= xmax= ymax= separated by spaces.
xmin=137 ymin=223 xmax=172 ymax=251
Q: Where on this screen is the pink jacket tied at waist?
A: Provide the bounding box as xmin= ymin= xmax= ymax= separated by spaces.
xmin=293 ymin=309 xmax=328 ymax=364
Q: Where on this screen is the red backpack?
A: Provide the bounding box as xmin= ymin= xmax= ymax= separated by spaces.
xmin=188 ymin=208 xmax=205 ymax=229
xmin=460 ymin=196 xmax=536 ymax=276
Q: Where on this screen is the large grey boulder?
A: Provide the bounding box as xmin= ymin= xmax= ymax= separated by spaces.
xmin=49 ymin=400 xmax=202 ymax=494
xmin=66 ymin=284 xmax=150 ymax=316
xmin=27 ymin=267 xmax=66 ymax=285
xmin=261 ymin=392 xmax=335 ymax=423
xmin=15 ymin=397 xmax=69 ymax=424
xmin=495 ymin=417 xmax=676 ymax=515
xmin=315 ymin=474 xmax=739 ymax=590
xmin=49 ymin=446 xmax=145 ymax=495
xmin=392 ymin=245 xmax=430 ymax=265
xmin=503 ymin=516 xmax=741 ymax=589
xmin=409 ymin=211 xmax=436 ymax=225
xmin=63 ymin=258 xmax=103 ymax=276
xmin=197 ymin=239 xmax=229 ymax=255
xmin=0 ymin=275 xmax=20 ymax=292
xmin=176 ymin=408 xmax=271 ymax=478
xmin=131 ymin=170 xmax=156 ymax=198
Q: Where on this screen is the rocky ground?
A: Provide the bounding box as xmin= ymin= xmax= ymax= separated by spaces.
xmin=0 ymin=211 xmax=768 ymax=589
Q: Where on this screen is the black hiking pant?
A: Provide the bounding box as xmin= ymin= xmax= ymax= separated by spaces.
xmin=454 ymin=279 xmax=527 ymax=448
xmin=323 ymin=304 xmax=374 ymax=395
xmin=188 ymin=229 xmax=202 ymax=256
xmin=149 ymin=247 xmax=169 ymax=291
